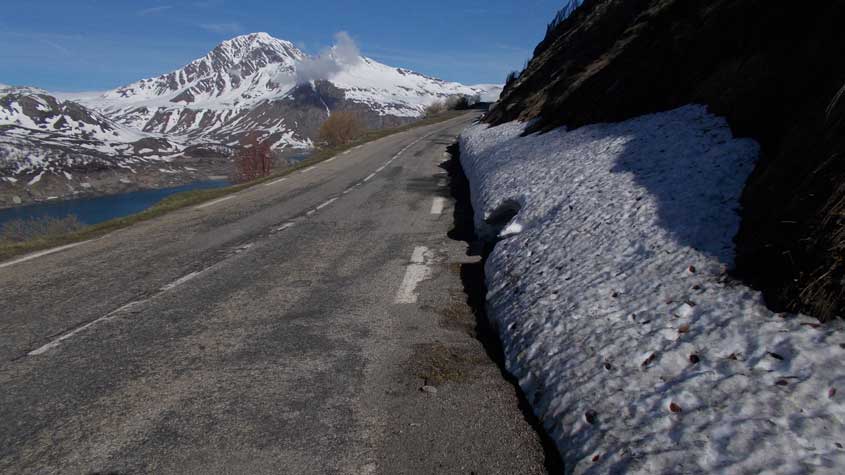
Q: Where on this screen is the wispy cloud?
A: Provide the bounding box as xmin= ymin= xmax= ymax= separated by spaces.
xmin=199 ymin=22 xmax=243 ymax=34
xmin=137 ymin=5 xmax=173 ymax=16
xmin=40 ymin=38 xmax=71 ymax=55
xmin=193 ymin=0 xmax=224 ymax=7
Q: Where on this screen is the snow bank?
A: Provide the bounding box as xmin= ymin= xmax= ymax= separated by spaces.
xmin=459 ymin=105 xmax=845 ymax=474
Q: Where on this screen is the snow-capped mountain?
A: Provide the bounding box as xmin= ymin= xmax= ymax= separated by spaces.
xmin=0 ymin=85 xmax=181 ymax=181
xmin=1 ymin=32 xmax=499 ymax=205
xmin=67 ymin=32 xmax=492 ymax=148
xmin=65 ymin=33 xmax=308 ymax=147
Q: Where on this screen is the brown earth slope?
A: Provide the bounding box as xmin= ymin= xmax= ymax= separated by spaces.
xmin=487 ymin=0 xmax=845 ymax=320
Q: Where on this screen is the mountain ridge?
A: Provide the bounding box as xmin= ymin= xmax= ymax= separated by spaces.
xmin=0 ymin=33 xmax=501 ymax=207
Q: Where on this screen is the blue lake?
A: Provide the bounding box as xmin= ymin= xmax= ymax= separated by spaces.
xmin=0 ymin=180 xmax=231 ymax=227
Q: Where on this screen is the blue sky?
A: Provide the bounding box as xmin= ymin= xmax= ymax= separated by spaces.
xmin=0 ymin=0 xmax=564 ymax=92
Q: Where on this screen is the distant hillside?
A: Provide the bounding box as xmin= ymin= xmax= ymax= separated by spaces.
xmin=67 ymin=32 xmax=493 ymax=147
xmin=0 ymin=32 xmax=498 ymax=206
xmin=487 ymin=0 xmax=845 ymax=320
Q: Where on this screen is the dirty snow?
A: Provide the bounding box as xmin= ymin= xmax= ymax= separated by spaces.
xmin=459 ymin=105 xmax=845 ymax=474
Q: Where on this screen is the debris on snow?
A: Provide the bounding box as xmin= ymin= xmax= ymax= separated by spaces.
xmin=459 ymin=105 xmax=845 ymax=474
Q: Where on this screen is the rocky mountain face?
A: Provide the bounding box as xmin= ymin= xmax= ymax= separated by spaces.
xmin=0 ymin=32 xmax=498 ymax=206
xmin=487 ymin=0 xmax=845 ymax=320
xmin=0 ymin=86 xmax=180 ymax=180
xmin=69 ymin=32 xmax=493 ymax=147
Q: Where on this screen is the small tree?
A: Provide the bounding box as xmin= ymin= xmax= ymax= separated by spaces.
xmin=232 ymin=134 xmax=273 ymax=183
xmin=318 ymin=112 xmax=363 ymax=147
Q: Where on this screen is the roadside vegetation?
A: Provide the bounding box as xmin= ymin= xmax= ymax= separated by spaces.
xmin=318 ymin=111 xmax=363 ymax=146
xmin=503 ymin=1 xmax=585 ymax=92
xmin=0 ymin=108 xmax=470 ymax=262
xmin=0 ymin=215 xmax=84 ymax=244
xmin=545 ymin=0 xmax=584 ymax=39
xmin=231 ymin=135 xmax=274 ymax=183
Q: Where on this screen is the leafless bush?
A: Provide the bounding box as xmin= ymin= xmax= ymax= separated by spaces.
xmin=231 ymin=135 xmax=273 ymax=183
xmin=318 ymin=111 xmax=364 ymax=147
xmin=546 ymin=0 xmax=584 ymax=39
xmin=505 ymin=71 xmax=520 ymax=89
xmin=0 ymin=215 xmax=84 ymax=243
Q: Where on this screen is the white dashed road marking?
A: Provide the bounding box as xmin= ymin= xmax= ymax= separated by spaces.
xmin=316 ymin=197 xmax=338 ymax=210
xmin=160 ymin=271 xmax=203 ymax=291
xmin=0 ymin=239 xmax=96 ymax=270
xmin=195 ymin=195 xmax=234 ymax=210
xmin=28 ymin=300 xmax=148 ymax=356
xmin=395 ymin=246 xmax=434 ymax=304
xmin=24 ymin=122 xmax=457 ymax=353
xmin=30 ymin=259 xmax=225 ymax=356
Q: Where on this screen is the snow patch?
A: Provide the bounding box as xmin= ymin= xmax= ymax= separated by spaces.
xmin=459 ymin=104 xmax=845 ymax=474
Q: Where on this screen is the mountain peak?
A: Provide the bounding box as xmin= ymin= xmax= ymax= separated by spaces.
xmin=218 ymin=32 xmax=288 ymax=48
xmin=202 ymin=32 xmax=305 ymax=78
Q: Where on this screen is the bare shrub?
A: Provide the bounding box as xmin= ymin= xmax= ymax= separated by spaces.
xmin=232 ymin=135 xmax=273 ymax=183
xmin=505 ymin=71 xmax=520 ymax=88
xmin=546 ymin=0 xmax=584 ymax=39
xmin=318 ymin=112 xmax=363 ymax=147
xmin=0 ymin=215 xmax=84 ymax=243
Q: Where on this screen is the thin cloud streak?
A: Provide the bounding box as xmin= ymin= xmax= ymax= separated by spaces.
xmin=199 ymin=22 xmax=243 ymax=34
xmin=40 ymin=38 xmax=72 ymax=55
xmin=137 ymin=5 xmax=173 ymax=16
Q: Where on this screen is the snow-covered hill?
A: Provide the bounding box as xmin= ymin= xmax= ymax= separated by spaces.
xmin=65 ymin=32 xmax=492 ymax=147
xmin=1 ymin=32 xmax=497 ymax=205
xmin=0 ymin=85 xmax=181 ymax=181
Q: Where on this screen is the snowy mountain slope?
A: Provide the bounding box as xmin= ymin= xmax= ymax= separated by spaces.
xmin=467 ymin=84 xmax=504 ymax=103
xmin=63 ymin=33 xmax=306 ymax=146
xmin=0 ymin=85 xmax=181 ymax=181
xmin=329 ymin=57 xmax=493 ymax=117
xmin=63 ymin=32 xmax=492 ymax=147
xmin=1 ymin=32 xmax=498 ymax=205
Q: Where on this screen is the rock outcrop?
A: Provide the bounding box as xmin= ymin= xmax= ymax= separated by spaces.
xmin=487 ymin=0 xmax=845 ymax=320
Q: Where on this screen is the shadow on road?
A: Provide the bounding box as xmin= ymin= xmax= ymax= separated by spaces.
xmin=442 ymin=142 xmax=565 ymax=474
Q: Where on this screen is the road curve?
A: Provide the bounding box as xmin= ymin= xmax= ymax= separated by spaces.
xmin=0 ymin=113 xmax=551 ymax=474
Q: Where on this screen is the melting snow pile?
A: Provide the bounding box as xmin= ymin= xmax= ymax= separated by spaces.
xmin=459 ymin=105 xmax=845 ymax=474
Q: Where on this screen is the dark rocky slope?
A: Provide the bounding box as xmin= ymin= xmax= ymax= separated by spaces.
xmin=487 ymin=0 xmax=845 ymax=320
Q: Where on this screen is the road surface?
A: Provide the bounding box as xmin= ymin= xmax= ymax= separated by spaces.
xmin=0 ymin=113 xmax=555 ymax=474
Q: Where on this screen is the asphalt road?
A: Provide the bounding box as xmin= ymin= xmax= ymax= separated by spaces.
xmin=0 ymin=113 xmax=553 ymax=474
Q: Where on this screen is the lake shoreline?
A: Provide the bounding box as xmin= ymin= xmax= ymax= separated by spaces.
xmin=0 ymin=178 xmax=233 ymax=228
xmin=0 ymin=151 xmax=310 ymax=211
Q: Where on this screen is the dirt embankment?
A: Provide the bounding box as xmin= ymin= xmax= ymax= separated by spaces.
xmin=487 ymin=0 xmax=845 ymax=320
